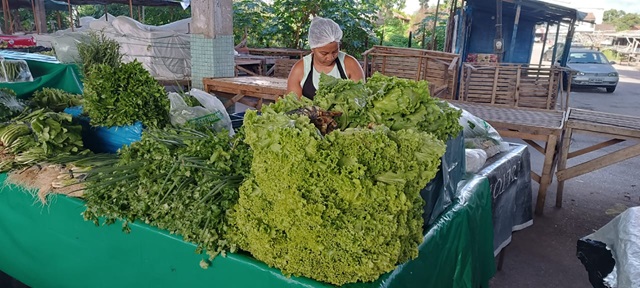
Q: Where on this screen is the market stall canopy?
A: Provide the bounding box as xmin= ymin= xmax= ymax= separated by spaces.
xmin=467 ymin=0 xmax=588 ymax=24
xmin=7 ymin=0 xmax=188 ymax=9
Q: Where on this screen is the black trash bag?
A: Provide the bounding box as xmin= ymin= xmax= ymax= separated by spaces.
xmin=577 ymin=238 xmax=616 ymax=288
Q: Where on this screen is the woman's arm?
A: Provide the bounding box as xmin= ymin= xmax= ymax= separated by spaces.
xmin=286 ymin=60 xmax=305 ymax=98
xmin=344 ymin=54 xmax=365 ymax=82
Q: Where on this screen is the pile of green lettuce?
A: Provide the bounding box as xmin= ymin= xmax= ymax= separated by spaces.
xmin=313 ymin=72 xmax=462 ymax=141
xmin=228 ymin=73 xmax=461 ymax=285
xmin=229 ymin=109 xmax=445 ymax=285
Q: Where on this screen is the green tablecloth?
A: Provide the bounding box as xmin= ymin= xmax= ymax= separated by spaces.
xmin=0 ymin=59 xmax=83 ymax=98
xmin=0 ymin=174 xmax=494 ymax=288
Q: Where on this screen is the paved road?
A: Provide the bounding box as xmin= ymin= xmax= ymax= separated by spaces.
xmin=490 ymin=55 xmax=640 ymax=287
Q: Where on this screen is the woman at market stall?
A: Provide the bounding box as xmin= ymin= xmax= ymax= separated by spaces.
xmin=286 ymin=17 xmax=365 ymax=100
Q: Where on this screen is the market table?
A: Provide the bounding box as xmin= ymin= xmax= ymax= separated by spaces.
xmin=556 ymin=108 xmax=640 ymax=208
xmin=202 ymin=76 xmax=287 ymax=110
xmin=477 ymin=143 xmax=533 ymax=257
xmin=450 ymin=101 xmax=565 ymax=215
xmin=0 ymin=174 xmax=495 ymax=288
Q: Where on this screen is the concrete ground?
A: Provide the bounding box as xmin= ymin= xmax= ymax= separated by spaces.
xmin=490 ymin=44 xmax=640 ymax=288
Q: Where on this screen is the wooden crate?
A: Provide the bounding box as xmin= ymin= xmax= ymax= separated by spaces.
xmin=362 ymin=45 xmax=460 ymax=100
xmin=459 ymin=63 xmax=564 ymax=110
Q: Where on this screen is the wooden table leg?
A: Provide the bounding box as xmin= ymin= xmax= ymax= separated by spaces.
xmin=256 ymin=97 xmax=264 ymax=111
xmin=556 ymin=127 xmax=573 ymax=208
xmin=535 ymin=133 xmax=558 ymax=215
xmin=225 ymin=93 xmax=245 ymax=109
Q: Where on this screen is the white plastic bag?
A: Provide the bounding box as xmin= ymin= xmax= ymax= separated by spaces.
xmin=459 ymin=109 xmax=508 ymax=158
xmin=0 ymin=58 xmax=33 ymax=83
xmin=168 ymin=88 xmax=234 ymax=136
xmin=465 ymin=148 xmax=488 ymax=173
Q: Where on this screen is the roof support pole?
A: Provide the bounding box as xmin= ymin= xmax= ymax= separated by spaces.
xmin=550 ymin=23 xmax=561 ymax=64
xmin=56 ymin=10 xmax=61 ymax=30
xmin=67 ymin=0 xmax=73 ymax=32
xmin=34 ymin=0 xmax=47 ymax=34
xmin=6 ymin=0 xmax=13 ymax=34
xmin=30 ymin=0 xmax=39 ymax=34
xmin=538 ymin=21 xmax=550 ymax=67
xmin=508 ymin=2 xmax=521 ymax=62
xmin=104 ymin=5 xmax=108 ymax=21
xmin=495 ymin=0 xmax=503 ymax=62
xmin=2 ymin=0 xmax=9 ymax=35
xmin=560 ymin=17 xmax=577 ymax=67
xmin=190 ymin=0 xmax=234 ymax=90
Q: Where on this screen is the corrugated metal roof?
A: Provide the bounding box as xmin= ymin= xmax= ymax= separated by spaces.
xmin=468 ymin=0 xmax=587 ymax=23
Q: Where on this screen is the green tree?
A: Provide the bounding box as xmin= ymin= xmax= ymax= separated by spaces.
xmin=374 ymin=0 xmax=406 ymax=18
xmin=603 ymin=9 xmax=626 ymax=23
xmin=266 ymin=0 xmax=377 ymax=57
xmin=233 ymin=0 xmax=276 ymax=47
xmin=613 ymin=13 xmax=640 ymax=31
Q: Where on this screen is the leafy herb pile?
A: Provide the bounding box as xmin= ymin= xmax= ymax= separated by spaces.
xmin=30 ymin=88 xmax=83 ymax=112
xmin=0 ymin=109 xmax=86 ymax=171
xmin=80 ymin=126 xmax=251 ymax=260
xmin=83 ymin=60 xmax=170 ymax=128
xmin=313 ymin=72 xmax=462 ymax=141
xmin=229 ymin=109 xmax=446 ymax=285
xmin=76 ymin=31 xmax=123 ymax=77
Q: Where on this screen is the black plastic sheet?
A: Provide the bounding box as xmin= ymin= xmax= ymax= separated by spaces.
xmin=476 ymin=143 xmax=533 ymax=256
xmin=421 ymin=133 xmax=465 ymax=230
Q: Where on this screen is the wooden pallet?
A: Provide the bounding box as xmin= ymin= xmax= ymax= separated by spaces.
xmin=270 ymin=58 xmax=299 ymax=78
xmin=362 ymin=45 xmax=460 ymax=100
xmin=459 ymin=63 xmax=564 ymax=110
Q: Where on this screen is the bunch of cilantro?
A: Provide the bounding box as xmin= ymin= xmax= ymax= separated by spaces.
xmin=229 ymin=108 xmax=445 ymax=285
xmin=83 ymin=60 xmax=170 ymax=128
xmin=82 ymin=125 xmax=251 ymax=261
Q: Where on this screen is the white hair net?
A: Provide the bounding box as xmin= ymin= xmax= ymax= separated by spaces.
xmin=308 ymin=17 xmax=343 ymax=49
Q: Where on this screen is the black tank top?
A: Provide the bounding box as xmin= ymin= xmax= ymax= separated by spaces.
xmin=301 ymin=55 xmax=348 ymax=100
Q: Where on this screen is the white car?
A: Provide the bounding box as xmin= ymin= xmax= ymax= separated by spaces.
xmin=566 ymin=48 xmax=619 ymax=93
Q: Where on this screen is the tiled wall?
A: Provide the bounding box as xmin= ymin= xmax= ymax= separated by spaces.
xmin=190 ymin=34 xmax=235 ymax=89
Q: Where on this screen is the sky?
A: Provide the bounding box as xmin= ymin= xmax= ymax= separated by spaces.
xmin=403 ymin=0 xmax=640 ymax=14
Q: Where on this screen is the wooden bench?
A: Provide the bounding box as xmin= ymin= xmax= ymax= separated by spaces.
xmin=556 ymin=108 xmax=640 ymax=208
xmin=362 ymin=45 xmax=459 ymax=100
xmin=202 ymin=76 xmax=287 ymax=110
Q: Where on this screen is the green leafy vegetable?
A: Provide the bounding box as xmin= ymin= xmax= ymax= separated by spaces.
xmin=83 ymin=60 xmax=170 ymax=128
xmin=77 ymin=31 xmax=122 ymax=77
xmin=81 ymin=126 xmax=252 ymax=259
xmin=30 ymin=88 xmax=83 ymax=112
xmin=0 ymin=109 xmax=87 ymax=171
xmin=313 ymin=72 xmax=463 ymax=141
xmin=229 ymin=109 xmax=445 ymax=285
xmin=0 ymin=88 xmax=25 ymax=122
